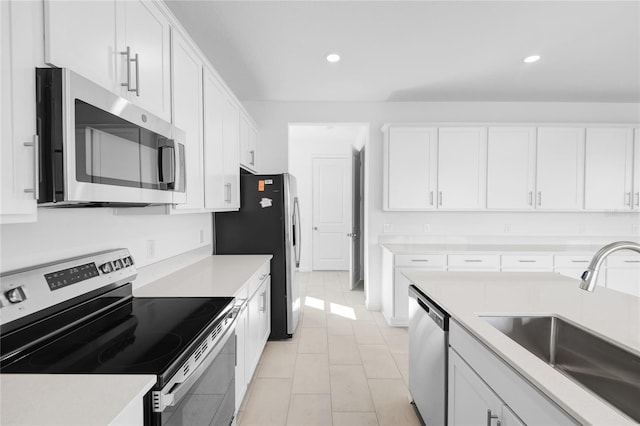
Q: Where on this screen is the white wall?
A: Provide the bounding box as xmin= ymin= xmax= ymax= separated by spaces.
xmin=288 ymin=125 xmax=364 ymax=271
xmin=245 ymin=100 xmax=640 ymax=309
xmin=0 ymin=208 xmax=212 ymax=273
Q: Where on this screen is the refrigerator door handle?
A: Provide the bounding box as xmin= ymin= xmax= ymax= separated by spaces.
xmin=293 ymin=197 xmax=301 ymax=268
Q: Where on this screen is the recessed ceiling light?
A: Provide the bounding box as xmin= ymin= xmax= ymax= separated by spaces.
xmin=524 ymin=55 xmax=541 ymax=64
xmin=326 ymin=53 xmax=341 ymax=63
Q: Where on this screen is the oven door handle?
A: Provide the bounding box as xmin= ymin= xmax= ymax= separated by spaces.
xmin=154 ymin=313 xmax=237 ymax=412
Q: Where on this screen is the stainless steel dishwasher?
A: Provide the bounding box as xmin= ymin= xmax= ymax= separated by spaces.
xmin=409 ymin=284 xmax=450 ymax=426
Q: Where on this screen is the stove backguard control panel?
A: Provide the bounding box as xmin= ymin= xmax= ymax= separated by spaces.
xmin=0 ymin=249 xmax=137 ymax=325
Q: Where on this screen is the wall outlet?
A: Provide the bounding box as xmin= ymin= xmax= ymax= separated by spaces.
xmin=383 ymin=224 xmax=393 ymax=233
xmin=423 ymin=224 xmax=430 ymax=233
xmin=504 ymin=224 xmax=511 ymax=234
xmin=147 ymin=240 xmax=156 ymax=259
xmin=199 ymin=229 xmax=205 ymax=244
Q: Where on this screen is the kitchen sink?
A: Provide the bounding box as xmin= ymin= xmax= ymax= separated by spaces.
xmin=481 ymin=315 xmax=640 ymax=423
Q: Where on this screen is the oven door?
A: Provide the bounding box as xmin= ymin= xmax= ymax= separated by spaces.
xmin=37 ymin=68 xmax=186 ymax=205
xmin=147 ymin=320 xmax=237 ymax=426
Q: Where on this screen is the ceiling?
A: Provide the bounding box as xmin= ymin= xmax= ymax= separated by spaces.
xmin=165 ymin=1 xmax=640 ymax=103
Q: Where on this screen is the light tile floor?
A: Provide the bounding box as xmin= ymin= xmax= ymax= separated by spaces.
xmin=237 ymin=271 xmax=421 ymax=426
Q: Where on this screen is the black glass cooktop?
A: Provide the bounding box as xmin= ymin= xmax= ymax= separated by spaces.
xmin=1 ymin=297 xmax=233 ymax=383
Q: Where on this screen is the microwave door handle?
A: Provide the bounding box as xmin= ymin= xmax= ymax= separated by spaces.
xmin=158 ymin=140 xmax=176 ymax=189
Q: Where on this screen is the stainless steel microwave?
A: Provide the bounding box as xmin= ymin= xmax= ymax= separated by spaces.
xmin=36 ymin=68 xmax=186 ymax=206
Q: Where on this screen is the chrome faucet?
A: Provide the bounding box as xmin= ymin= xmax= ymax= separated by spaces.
xmin=580 ymin=241 xmax=640 ymax=292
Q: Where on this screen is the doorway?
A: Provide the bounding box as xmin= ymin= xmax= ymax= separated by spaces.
xmin=288 ymin=124 xmax=367 ymax=290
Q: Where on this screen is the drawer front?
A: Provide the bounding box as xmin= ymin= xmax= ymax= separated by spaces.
xmin=248 ymin=262 xmax=271 ymax=297
xmin=448 ymin=254 xmax=500 ymax=269
xmin=395 ymin=254 xmax=445 ymax=268
xmin=501 ymin=255 xmax=553 ymax=269
xmin=553 ymin=255 xmax=592 ymax=268
xmin=606 ymin=255 xmax=640 ymax=268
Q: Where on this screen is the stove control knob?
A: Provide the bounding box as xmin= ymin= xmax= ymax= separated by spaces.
xmin=113 ymin=259 xmax=123 ymax=270
xmin=99 ymin=262 xmax=113 ymax=274
xmin=6 ymin=287 xmax=26 ymax=304
xmin=122 ymin=256 xmax=133 ymax=267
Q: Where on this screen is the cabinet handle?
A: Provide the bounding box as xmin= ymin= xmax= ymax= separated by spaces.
xmin=411 ymin=259 xmax=429 ymax=262
xmin=528 ymin=191 xmax=533 ymax=206
xmin=518 ymin=260 xmax=536 ymax=263
xmin=571 ymin=260 xmax=589 ymax=263
xmin=260 ymin=291 xmax=266 ymax=312
xmin=464 ymin=259 xmax=483 ymax=263
xmin=635 ymin=192 xmax=640 ymax=207
xmin=626 ymin=192 xmax=632 ymax=206
xmin=429 ymin=191 xmax=434 ymax=206
xmin=23 ymin=134 xmax=39 ymax=199
xmin=250 ymin=150 xmax=255 ymax=166
xmin=132 ymin=52 xmax=140 ymax=96
xmin=438 ymin=191 xmax=443 ymax=206
xmin=537 ymin=191 xmax=542 ymax=206
xmin=624 ymin=260 xmax=640 ymax=263
xmin=121 ymin=46 xmax=132 ymax=90
xmin=225 ymin=183 xmax=232 ymax=203
xmin=487 ymin=409 xmax=499 ymax=426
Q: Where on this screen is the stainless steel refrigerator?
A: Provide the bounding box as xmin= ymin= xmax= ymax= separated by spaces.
xmin=214 ymin=173 xmax=301 ymax=339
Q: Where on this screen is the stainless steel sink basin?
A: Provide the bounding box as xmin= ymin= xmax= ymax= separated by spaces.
xmin=482 ymin=315 xmax=640 ymax=422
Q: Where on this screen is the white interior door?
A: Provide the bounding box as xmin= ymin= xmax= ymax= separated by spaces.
xmin=312 ymin=157 xmax=351 ymax=271
xmin=350 ymin=149 xmax=362 ymax=289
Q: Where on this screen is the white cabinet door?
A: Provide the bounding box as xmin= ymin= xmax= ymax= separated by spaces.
xmin=486 ymin=127 xmax=536 ymax=210
xmin=44 ymin=0 xmax=118 ymax=92
xmin=203 ymin=68 xmax=226 ymax=210
xmin=1 ymin=0 xmax=38 ymax=223
xmin=606 ymin=256 xmax=640 ymax=297
xmin=171 ymin=31 xmax=204 ymax=211
xmin=234 ymin=304 xmax=248 ymax=411
xmin=584 ymin=128 xmax=634 ymax=210
xmin=437 ymin=127 xmax=487 ymax=209
xmin=501 ymin=404 xmax=526 ymax=426
xmin=258 ymin=277 xmax=271 ymax=345
xmin=119 ymin=0 xmax=171 ymax=121
xmin=449 ymin=349 xmax=503 ymax=426
xmin=239 ymin=113 xmax=257 ymax=172
xmin=536 ymin=128 xmax=585 ymax=210
xmin=385 ymin=127 xmax=437 ymax=210
xmin=223 ymin=94 xmax=241 ymax=208
xmin=634 ymin=128 xmax=640 ymax=210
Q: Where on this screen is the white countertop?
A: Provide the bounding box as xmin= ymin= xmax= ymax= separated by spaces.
xmin=381 ymin=243 xmax=603 ymax=255
xmin=0 ymin=374 xmax=156 ymax=425
xmin=134 ymin=254 xmax=272 ymax=297
xmin=404 ymin=270 xmax=640 ymax=425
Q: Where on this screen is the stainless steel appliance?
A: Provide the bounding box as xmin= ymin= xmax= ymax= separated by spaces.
xmin=0 ymin=249 xmax=236 ymax=426
xmin=36 ymin=68 xmax=186 ymax=206
xmin=215 ymin=173 xmax=301 ymax=339
xmin=409 ymin=284 xmax=450 ymax=425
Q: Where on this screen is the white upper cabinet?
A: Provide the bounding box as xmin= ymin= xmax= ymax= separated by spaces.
xmin=536 ymin=127 xmax=585 ymax=210
xmin=203 ymin=67 xmax=240 ymax=211
xmin=486 ymin=127 xmax=536 ymax=210
xmin=384 ymin=127 xmax=437 ymax=210
xmin=437 ymin=127 xmax=487 ymax=209
xmin=240 ymin=113 xmax=258 ymax=172
xmin=44 ymin=0 xmax=171 ymax=121
xmin=1 ymin=0 xmax=40 ymax=223
xmin=171 ymin=30 xmax=204 ymax=212
xmin=117 ymin=0 xmax=171 ymax=120
xmin=584 ymin=128 xmax=634 ymax=210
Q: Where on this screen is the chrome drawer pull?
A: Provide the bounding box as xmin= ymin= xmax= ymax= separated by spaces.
xmin=411 ymin=259 xmax=429 ymax=262
xmin=571 ymin=260 xmax=589 ymax=263
xmin=464 ymin=260 xmax=483 ymax=263
xmin=518 ymin=260 xmax=536 ymax=263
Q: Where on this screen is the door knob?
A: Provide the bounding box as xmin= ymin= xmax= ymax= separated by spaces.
xmin=313 ymin=227 xmax=318 ymax=230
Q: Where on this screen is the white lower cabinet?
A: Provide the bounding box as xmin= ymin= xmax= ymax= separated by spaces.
xmin=236 ymin=266 xmax=271 ymax=409
xmin=383 ymin=252 xmax=445 ymax=326
xmin=449 ymin=320 xmax=576 ymax=426
xmin=605 ymin=255 xmax=640 ymax=297
xmin=449 ymin=349 xmax=524 ymax=426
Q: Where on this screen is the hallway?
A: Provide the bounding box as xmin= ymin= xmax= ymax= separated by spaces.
xmin=237 ymin=271 xmax=420 ymax=426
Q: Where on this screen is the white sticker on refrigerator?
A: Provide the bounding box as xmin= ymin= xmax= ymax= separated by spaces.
xmin=264 ymin=179 xmax=273 ymax=184
xmin=260 ymin=198 xmax=273 ymax=208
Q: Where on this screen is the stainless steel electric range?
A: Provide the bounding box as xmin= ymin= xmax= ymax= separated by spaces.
xmin=0 ymin=249 xmax=237 ymax=426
